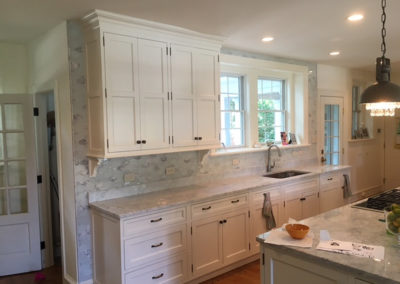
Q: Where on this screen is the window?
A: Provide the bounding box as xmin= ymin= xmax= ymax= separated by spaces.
xmin=220 ymin=75 xmax=245 ymax=147
xmin=257 ymin=78 xmax=285 ymax=143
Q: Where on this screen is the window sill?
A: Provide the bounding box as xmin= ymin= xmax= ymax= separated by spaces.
xmin=348 ymin=138 xmax=376 ymax=143
xmin=209 ymin=144 xmax=312 ymax=157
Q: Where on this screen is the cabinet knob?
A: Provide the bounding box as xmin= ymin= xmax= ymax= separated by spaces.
xmin=136 ymin=140 xmax=142 ymax=144
xmin=219 ymin=220 xmax=224 ymax=224
xmin=142 ymin=140 xmax=147 ymax=144
xmin=198 ymin=137 xmax=202 ymax=140
xmin=194 ymin=137 xmax=198 ymax=140
xmin=223 ymin=219 xmax=227 ymax=223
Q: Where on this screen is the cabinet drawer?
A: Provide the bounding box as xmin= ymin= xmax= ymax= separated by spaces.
xmin=320 ymin=172 xmax=340 ymax=191
xmin=124 ymin=224 xmax=186 ymax=270
xmin=123 ymin=207 xmax=186 ymax=238
xmin=125 ymin=254 xmax=185 ymax=284
xmin=251 ymin=186 xmax=281 ymax=205
xmin=191 ymin=194 xmax=248 ymax=219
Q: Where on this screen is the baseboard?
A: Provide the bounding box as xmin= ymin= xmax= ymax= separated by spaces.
xmin=186 ymin=253 xmax=259 ymax=284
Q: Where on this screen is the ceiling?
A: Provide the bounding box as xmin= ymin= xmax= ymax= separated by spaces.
xmin=2 ymin=0 xmax=400 ymax=69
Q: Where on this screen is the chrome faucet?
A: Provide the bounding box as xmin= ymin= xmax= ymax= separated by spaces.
xmin=266 ymin=144 xmax=282 ymax=172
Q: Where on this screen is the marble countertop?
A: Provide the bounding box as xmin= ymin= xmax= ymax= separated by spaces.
xmin=89 ymin=165 xmax=350 ymax=219
xmin=257 ymin=204 xmax=400 ymax=283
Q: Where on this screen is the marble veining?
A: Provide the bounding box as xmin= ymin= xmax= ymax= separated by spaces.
xmin=257 ymin=204 xmax=400 ymax=283
xmin=90 ymin=165 xmax=350 ymax=219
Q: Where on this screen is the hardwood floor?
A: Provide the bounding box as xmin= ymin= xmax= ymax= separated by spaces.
xmin=0 ymin=265 xmax=62 ymax=284
xmin=201 ymin=260 xmax=260 ymax=284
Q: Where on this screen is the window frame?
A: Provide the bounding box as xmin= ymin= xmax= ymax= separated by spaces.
xmin=220 ymin=73 xmax=246 ymax=148
xmin=257 ymin=77 xmax=287 ymax=144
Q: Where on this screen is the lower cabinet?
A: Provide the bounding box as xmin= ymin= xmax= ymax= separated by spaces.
xmin=191 ymin=208 xmax=250 ymax=278
xmin=320 ymin=171 xmax=349 ymax=213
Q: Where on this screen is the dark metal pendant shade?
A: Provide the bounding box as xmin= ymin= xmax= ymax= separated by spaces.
xmin=360 ymin=81 xmax=400 ymax=104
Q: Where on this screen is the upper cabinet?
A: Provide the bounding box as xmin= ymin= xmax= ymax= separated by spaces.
xmin=82 ymin=10 xmax=222 ymax=159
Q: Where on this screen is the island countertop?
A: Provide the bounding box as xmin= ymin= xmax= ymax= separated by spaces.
xmin=89 ymin=165 xmax=350 ymax=219
xmin=257 ymin=204 xmax=400 ymax=283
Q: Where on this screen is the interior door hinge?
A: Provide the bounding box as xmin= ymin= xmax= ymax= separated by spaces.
xmin=169 ymin=47 xmax=171 ymax=56
xmin=166 ymin=46 xmax=168 ymax=55
xmin=283 ymin=201 xmax=286 ymax=207
xmin=40 ymin=241 xmax=45 ymax=250
xmin=172 ymin=136 xmax=174 ymax=144
xmin=249 ymin=242 xmax=251 ymax=250
xmin=317 ymin=192 xmax=320 ymax=198
xmin=33 ymin=107 xmax=39 ymax=117
xmin=190 ymin=226 xmax=192 ymax=235
xmin=191 ymin=264 xmax=194 ymax=273
xmin=168 ymin=136 xmax=171 ymax=144
xmin=248 ymin=210 xmax=250 ymax=218
xmin=106 ymin=139 xmax=109 ymax=149
xmin=37 ymin=175 xmax=43 ymax=184
xmin=262 ymin=253 xmax=265 ymax=265
xmin=170 ymin=92 xmax=173 ymax=100
xmin=105 ymin=88 xmax=108 ymax=98
xmin=102 ymin=36 xmax=105 ymax=46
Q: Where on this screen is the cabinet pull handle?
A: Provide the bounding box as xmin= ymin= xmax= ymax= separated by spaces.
xmin=231 ymin=199 xmax=240 ymax=204
xmin=136 ymin=140 xmax=142 ymax=144
xmin=194 ymin=137 xmax=198 ymax=140
xmin=219 ymin=220 xmax=224 ymax=224
xmin=202 ymin=206 xmax=211 ymax=211
xmin=151 ymin=242 xmax=163 ymax=248
xmin=142 ymin=140 xmax=146 ymax=144
xmin=150 ymin=217 xmax=162 ymax=223
xmin=300 ymin=197 xmax=306 ymax=201
xmin=152 ymin=273 xmax=164 ymax=280
xmin=198 ymin=137 xmax=202 ymax=140
xmin=327 ymin=178 xmax=333 ymax=181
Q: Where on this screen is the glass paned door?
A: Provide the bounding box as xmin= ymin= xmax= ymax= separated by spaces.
xmin=0 ymin=94 xmax=41 ymax=276
xmin=320 ymin=97 xmax=343 ymax=166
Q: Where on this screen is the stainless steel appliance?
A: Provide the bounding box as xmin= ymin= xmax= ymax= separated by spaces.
xmin=352 ymin=189 xmax=400 ymax=212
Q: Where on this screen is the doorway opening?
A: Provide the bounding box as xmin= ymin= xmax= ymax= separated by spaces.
xmin=35 ymin=91 xmax=62 ymax=270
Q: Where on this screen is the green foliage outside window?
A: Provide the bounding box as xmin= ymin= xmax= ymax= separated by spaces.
xmin=258 ymin=100 xmax=275 ymax=143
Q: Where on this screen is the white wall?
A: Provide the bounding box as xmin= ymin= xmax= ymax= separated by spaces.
xmin=317 ymin=64 xmax=384 ymax=194
xmin=0 ymin=42 xmax=28 ymax=93
xmin=27 ymin=22 xmax=78 ymax=283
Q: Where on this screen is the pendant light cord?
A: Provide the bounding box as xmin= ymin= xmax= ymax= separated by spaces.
xmin=381 ymin=0 xmax=387 ymax=58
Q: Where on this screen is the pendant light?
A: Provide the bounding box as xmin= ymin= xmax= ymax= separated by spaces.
xmin=360 ymin=0 xmax=400 ymax=116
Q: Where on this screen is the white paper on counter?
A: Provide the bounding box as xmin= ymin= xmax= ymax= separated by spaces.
xmin=264 ymin=229 xmax=313 ymax=248
xmin=317 ymin=240 xmax=385 ymax=260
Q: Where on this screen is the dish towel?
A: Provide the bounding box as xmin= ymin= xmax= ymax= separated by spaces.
xmin=263 ymin=192 xmax=276 ymax=230
xmin=343 ymin=174 xmax=352 ymax=198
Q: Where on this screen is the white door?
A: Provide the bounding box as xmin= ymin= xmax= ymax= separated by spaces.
xmin=0 ymin=94 xmax=41 ymax=275
xmin=138 ymin=39 xmax=170 ymax=150
xmin=222 ymin=209 xmax=249 ymax=265
xmin=170 ymin=44 xmax=197 ymax=147
xmin=104 ymin=33 xmax=141 ymax=153
xmin=191 ymin=215 xmax=223 ymax=277
xmin=194 ymin=49 xmax=220 ymax=146
xmin=320 ymin=97 xmax=343 ymax=165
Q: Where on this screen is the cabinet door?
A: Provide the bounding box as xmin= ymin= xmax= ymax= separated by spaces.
xmin=222 ymin=209 xmax=250 ymax=265
xmin=320 ymin=187 xmax=344 ymax=213
xmin=284 ymin=190 xmax=302 ymax=222
xmin=302 ymin=192 xmax=320 ymax=219
xmin=170 ymin=44 xmax=197 ymax=147
xmin=193 ymin=49 xmax=220 ymax=146
xmin=138 ymin=39 xmax=170 ymax=150
xmin=104 ymin=33 xmax=141 ymax=152
xmin=191 ymin=215 xmax=223 ymax=277
xmin=252 ymin=202 xmax=280 ymax=253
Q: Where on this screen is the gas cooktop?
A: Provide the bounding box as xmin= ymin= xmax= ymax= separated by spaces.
xmin=352 ymin=189 xmax=400 ymax=212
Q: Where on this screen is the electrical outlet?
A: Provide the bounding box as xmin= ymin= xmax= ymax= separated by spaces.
xmin=165 ymin=167 xmax=176 ymax=176
xmin=232 ymin=159 xmax=240 ymax=166
xmin=124 ymin=172 xmax=136 ymax=183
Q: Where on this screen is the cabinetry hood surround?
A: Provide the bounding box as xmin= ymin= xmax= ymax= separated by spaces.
xmin=66 ymin=15 xmax=317 ymax=283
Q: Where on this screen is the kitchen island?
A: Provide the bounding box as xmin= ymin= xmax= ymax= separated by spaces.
xmin=257 ymin=204 xmax=400 ymax=284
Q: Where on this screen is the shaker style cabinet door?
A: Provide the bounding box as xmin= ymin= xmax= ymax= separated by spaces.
xmin=194 ymin=49 xmax=220 ymax=146
xmin=137 ymin=39 xmax=170 ymax=150
xmin=103 ymin=33 xmax=141 ymax=152
xmin=170 ymin=44 xmax=197 ymax=147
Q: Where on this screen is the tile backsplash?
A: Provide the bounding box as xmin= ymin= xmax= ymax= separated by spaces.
xmin=67 ymin=20 xmax=318 ymax=282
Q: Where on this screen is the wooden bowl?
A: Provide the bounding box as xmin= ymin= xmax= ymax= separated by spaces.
xmin=285 ymin=224 xmax=310 ymax=239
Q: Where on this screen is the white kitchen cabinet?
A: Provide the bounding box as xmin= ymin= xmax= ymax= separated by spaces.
xmin=83 ymin=10 xmax=222 ymax=160
xmin=249 ymin=187 xmax=283 ymax=253
xmin=283 ymin=178 xmax=319 ymax=222
xmin=191 ymin=195 xmax=250 ymax=278
xmin=320 ymin=170 xmax=350 ymax=213
xmin=171 ymin=45 xmax=220 ymax=147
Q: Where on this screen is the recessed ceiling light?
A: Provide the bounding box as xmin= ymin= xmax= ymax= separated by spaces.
xmin=262 ymin=37 xmax=274 ymax=42
xmin=329 ymin=51 xmax=340 ymax=56
xmin=347 ymin=14 xmax=364 ymax=22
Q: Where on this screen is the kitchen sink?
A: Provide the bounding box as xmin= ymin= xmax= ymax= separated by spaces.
xmin=263 ymin=170 xmax=310 ymax=179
